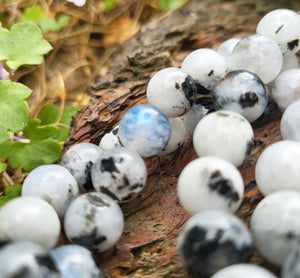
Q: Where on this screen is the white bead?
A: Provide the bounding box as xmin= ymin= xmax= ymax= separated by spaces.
xmin=250 ymin=190 xmax=300 ymax=266
xmin=271 ymin=68 xmax=300 ymax=111
xmin=177 ymin=157 xmax=244 ymax=214
xmin=255 ymin=140 xmax=300 ymax=195
xmin=256 ymin=9 xmax=300 ymax=54
xmin=99 ymin=125 xmax=121 ymax=151
xmin=159 ymin=118 xmax=186 ymax=155
xmin=60 ymin=143 xmax=103 ymax=192
xmin=91 ymin=147 xmax=147 ymax=201
xmin=281 ymin=100 xmax=300 ymax=142
xmin=212 ymin=70 xmax=269 ymax=122
xmin=217 ymin=38 xmax=241 ymax=62
xmin=0 ymin=197 xmax=60 ymax=249
xmin=228 ymin=34 xmax=283 ymax=84
xmin=280 ymin=54 xmax=299 ymax=73
xmin=146 ymin=68 xmax=192 ymax=117
xmin=193 ymin=110 xmax=254 ymax=166
xmin=211 ymin=264 xmax=277 ymax=278
xmin=181 ymin=48 xmax=227 ymax=90
xmin=282 ymin=245 xmax=300 ymax=278
xmin=51 ymin=245 xmax=103 ymax=278
xmin=0 ymin=241 xmax=60 ymax=278
xmin=64 ymin=192 xmax=124 ymax=252
xmin=22 ymin=164 xmax=79 ymax=217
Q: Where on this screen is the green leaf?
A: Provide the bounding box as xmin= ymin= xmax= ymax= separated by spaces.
xmin=158 ymin=0 xmax=182 ymax=10
xmin=0 ymin=184 xmax=22 ymax=207
xmin=37 ymin=104 xmax=60 ymax=125
xmin=104 ymin=0 xmax=117 ymax=13
xmin=0 ymin=21 xmax=53 ymax=70
xmin=22 ymin=6 xmax=70 ymax=32
xmin=23 ymin=119 xmax=60 ymax=141
xmin=0 ymin=80 xmax=32 ymax=144
xmin=0 ymin=162 xmax=7 ymax=174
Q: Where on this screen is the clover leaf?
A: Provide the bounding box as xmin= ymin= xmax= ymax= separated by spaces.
xmin=0 ymin=184 xmax=22 ymax=207
xmin=0 ymin=21 xmax=53 ymax=70
xmin=0 ymin=80 xmax=32 ymax=144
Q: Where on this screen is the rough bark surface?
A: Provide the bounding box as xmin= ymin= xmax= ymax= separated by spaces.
xmin=64 ymin=0 xmax=300 ymax=277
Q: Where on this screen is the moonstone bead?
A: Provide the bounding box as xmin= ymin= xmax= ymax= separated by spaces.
xmin=255 ymin=140 xmax=300 ymax=195
xmin=217 ymin=38 xmax=241 ymax=62
xmin=281 ymin=100 xmax=300 ymax=142
xmin=228 ymin=34 xmax=283 ymax=84
xmin=64 ymin=192 xmax=124 ymax=252
xmin=256 ymin=9 xmax=300 ymax=54
xmin=178 ymin=210 xmax=252 ymax=278
xmin=0 ymin=197 xmax=60 ymax=249
xmin=193 ymin=110 xmax=254 ymax=167
xmin=181 ymin=48 xmax=227 ymax=90
xmin=60 ymin=143 xmax=102 ymax=192
xmin=91 ymin=147 xmax=147 ymax=201
xmin=118 ymin=104 xmax=171 ymax=157
xmin=22 ymin=164 xmax=79 ymax=217
xmin=212 ymin=70 xmax=269 ymax=122
xmin=271 ymin=68 xmax=300 ymax=111
xmin=211 ymin=264 xmax=277 ymax=278
xmin=251 ymin=190 xmax=300 ymax=266
xmin=51 ymin=245 xmax=103 ymax=278
xmin=99 ymin=125 xmax=122 ymax=151
xmin=177 ymin=157 xmax=244 ymax=214
xmin=0 ymin=241 xmax=60 ymax=278
xmin=159 ymin=118 xmax=186 ymax=155
xmin=280 ymin=54 xmax=299 ymax=73
xmin=146 ymin=67 xmax=193 ymax=117
xmin=282 ymin=245 xmax=300 ymax=278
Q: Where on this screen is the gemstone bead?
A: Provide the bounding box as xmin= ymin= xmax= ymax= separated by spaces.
xmin=217 ymin=37 xmax=240 ymax=62
xmin=118 ymin=104 xmax=171 ymax=157
xmin=99 ymin=125 xmax=122 ymax=151
xmin=178 ymin=210 xmax=252 ymax=278
xmin=281 ymin=100 xmax=300 ymax=142
xmin=177 ymin=157 xmax=244 ymax=214
xmin=250 ymin=190 xmax=300 ymax=266
xmin=282 ymin=245 xmax=300 ymax=278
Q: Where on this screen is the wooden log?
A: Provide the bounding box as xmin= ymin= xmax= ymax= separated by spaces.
xmin=64 ymin=0 xmax=300 ymax=277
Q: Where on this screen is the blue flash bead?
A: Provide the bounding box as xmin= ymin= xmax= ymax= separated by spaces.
xmin=118 ymin=104 xmax=171 ymax=157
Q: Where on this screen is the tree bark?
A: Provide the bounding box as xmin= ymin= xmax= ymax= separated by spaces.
xmin=64 ymin=0 xmax=300 ymax=277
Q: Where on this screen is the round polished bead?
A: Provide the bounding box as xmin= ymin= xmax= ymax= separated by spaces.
xmin=22 ymin=164 xmax=79 ymax=217
xmin=255 ymin=140 xmax=300 ymax=195
xmin=91 ymin=147 xmax=147 ymax=201
xmin=118 ymin=104 xmax=171 ymax=157
xmin=0 ymin=241 xmax=60 ymax=278
xmin=212 ymin=70 xmax=269 ymax=122
xmin=178 ymin=210 xmax=252 ymax=278
xmin=280 ymin=54 xmax=299 ymax=73
xmin=60 ymin=143 xmax=102 ymax=192
xmin=281 ymin=100 xmax=300 ymax=142
xmin=181 ymin=48 xmax=227 ymax=90
xmin=211 ymin=264 xmax=277 ymax=278
xmin=193 ymin=110 xmax=254 ymax=167
xmin=51 ymin=245 xmax=103 ymax=278
xmin=146 ymin=67 xmax=192 ymax=117
xmin=159 ymin=118 xmax=186 ymax=155
xmin=64 ymin=192 xmax=124 ymax=252
xmin=99 ymin=125 xmax=122 ymax=151
xmin=256 ymin=9 xmax=300 ymax=54
xmin=0 ymin=197 xmax=60 ymax=249
xmin=217 ymin=37 xmax=240 ymax=62
xmin=282 ymin=245 xmax=300 ymax=278
xmin=228 ymin=34 xmax=282 ymax=84
xmin=177 ymin=157 xmax=244 ymax=214
xmin=271 ymin=68 xmax=300 ymax=111
xmin=250 ymin=190 xmax=300 ymax=266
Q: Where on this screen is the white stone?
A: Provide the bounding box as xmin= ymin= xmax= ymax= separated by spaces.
xmin=64 ymin=192 xmax=124 ymax=252
xmin=181 ymin=48 xmax=227 ymax=90
xmin=282 ymin=245 xmax=300 ymax=278
xmin=146 ymin=67 xmax=192 ymax=117
xmin=91 ymin=147 xmax=147 ymax=201
xmin=217 ymin=38 xmax=241 ymax=62
xmin=0 ymin=197 xmax=60 ymax=249
xmin=99 ymin=125 xmax=121 ymax=151
xmin=177 ymin=157 xmax=244 ymax=214
xmin=280 ymin=54 xmax=299 ymax=73
xmin=193 ymin=110 xmax=254 ymax=166
xmin=281 ymin=99 xmax=300 ymax=142
xmin=60 ymin=143 xmax=102 ymax=192
xmin=257 ymin=9 xmax=300 ymax=54
xmin=271 ymin=68 xmax=300 ymax=111
xmin=22 ymin=164 xmax=79 ymax=217
xmin=212 ymin=264 xmax=277 ymax=278
xmin=228 ymin=34 xmax=283 ymax=84
xmin=255 ymin=140 xmax=300 ymax=195
xmin=250 ymin=190 xmax=300 ymax=266
xmin=159 ymin=118 xmax=186 ymax=155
